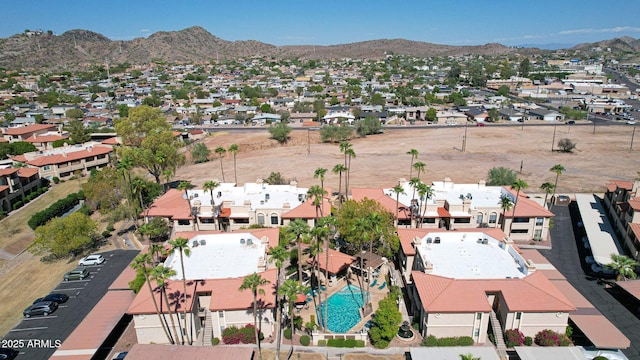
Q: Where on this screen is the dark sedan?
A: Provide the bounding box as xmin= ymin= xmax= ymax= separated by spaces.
xmin=0 ymin=348 xmax=18 ymax=360
xmin=34 ymin=293 xmax=69 ymax=304
xmin=23 ymin=300 xmax=58 ymax=318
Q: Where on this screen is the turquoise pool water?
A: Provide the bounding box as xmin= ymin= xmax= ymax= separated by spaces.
xmin=317 ymin=284 xmax=368 ymax=333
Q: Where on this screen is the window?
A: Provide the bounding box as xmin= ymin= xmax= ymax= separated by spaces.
xmin=534 ymin=229 xmax=542 ymax=240
xmin=424 ymin=218 xmax=436 ymax=224
xmin=535 ymin=217 xmax=544 ymax=226
xmin=43 ymin=165 xmax=50 ymax=171
xmin=454 ymin=218 xmax=471 ymax=223
xmin=200 ymin=218 xmax=215 ymax=224
xmin=476 ymin=213 xmax=483 ymax=224
xmin=476 ymin=312 xmax=482 ymax=320
xmin=234 ymin=218 xmax=249 ymax=224
xmin=489 ymin=213 xmax=497 ymax=224
xmin=513 ymin=217 xmax=530 ymax=223
xmin=219 ymin=311 xmax=224 ymax=318
xmin=177 ymin=219 xmax=190 ymax=226
xmin=516 ymin=312 xmax=522 ymax=320
xmin=511 ymin=229 xmax=529 ymax=234
xmin=271 ymin=214 xmax=279 ymax=225
xmin=474 ymin=328 xmax=480 ymax=337
xmin=257 ymin=213 xmax=265 ymax=225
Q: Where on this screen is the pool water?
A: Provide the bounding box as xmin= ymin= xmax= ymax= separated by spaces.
xmin=317 ymin=284 xmax=369 ymax=333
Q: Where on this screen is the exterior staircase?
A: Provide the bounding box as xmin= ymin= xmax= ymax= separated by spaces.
xmin=202 ymin=310 xmax=213 ymax=346
xmin=490 ymin=310 xmax=508 ymax=360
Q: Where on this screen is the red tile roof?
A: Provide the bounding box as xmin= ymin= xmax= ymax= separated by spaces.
xmin=3 ymin=124 xmax=56 ymax=135
xmin=0 ymin=168 xmax=18 ymax=176
xmin=281 ymin=198 xmax=331 ymax=219
xmin=127 ymin=279 xmax=199 ymax=315
xmin=630 ymin=223 xmax=640 ymax=243
xmin=505 ymin=188 xmax=554 ymax=218
xmin=200 ymin=268 xmax=278 ymax=311
xmin=17 ymin=167 xmax=39 ymax=178
xmin=628 ymin=198 xmax=640 ymax=211
xmin=24 ymin=134 xmax=67 ymax=143
xmin=606 ymin=180 xmax=634 ymax=192
xmin=145 ymin=189 xmax=192 ymax=220
xmin=351 ymin=188 xmax=410 ymax=219
xmin=101 ymin=137 xmax=120 ymax=145
xmin=26 ymin=146 xmax=112 ymax=167
xmin=437 ymin=207 xmax=451 ymax=217
xmin=308 ymin=248 xmax=355 ymax=274
xmin=411 ymin=270 xmax=575 ymax=313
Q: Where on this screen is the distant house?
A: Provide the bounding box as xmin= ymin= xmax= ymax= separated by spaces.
xmin=0 ymin=167 xmax=41 ymax=213
xmin=499 ymin=108 xmax=524 ymax=122
xmin=13 ymin=143 xmax=113 ymax=180
xmin=2 ymin=124 xmax=57 ymax=143
xmin=527 ymin=108 xmax=564 ymax=121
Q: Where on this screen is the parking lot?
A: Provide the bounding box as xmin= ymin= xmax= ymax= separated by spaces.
xmin=1 ymin=249 xmax=138 ymax=360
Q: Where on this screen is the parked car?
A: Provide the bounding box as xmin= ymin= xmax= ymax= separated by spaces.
xmin=34 ymin=293 xmax=69 ymax=304
xmin=23 ymin=301 xmax=58 ymax=317
xmin=78 ymin=254 xmax=105 ymax=266
xmin=64 ymin=267 xmax=89 ymax=281
xmin=627 ymin=120 xmax=637 ymax=125
xmin=567 ymin=120 xmax=576 ymax=125
xmin=0 ymin=348 xmax=18 ymax=360
xmin=476 ymin=122 xmax=486 ymax=127
xmin=113 ymin=352 xmax=128 ymax=360
xmin=585 ymin=256 xmax=595 ymax=265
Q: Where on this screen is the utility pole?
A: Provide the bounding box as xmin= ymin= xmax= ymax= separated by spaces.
xmin=551 ymin=125 xmax=557 ymax=152
xmin=461 ymin=122 xmax=468 ymax=152
xmin=631 ymin=127 xmax=636 ymax=151
xmin=307 ymin=128 xmax=310 ymax=155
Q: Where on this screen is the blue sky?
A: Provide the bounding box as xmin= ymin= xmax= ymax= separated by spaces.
xmin=2 ymin=0 xmax=639 ymax=47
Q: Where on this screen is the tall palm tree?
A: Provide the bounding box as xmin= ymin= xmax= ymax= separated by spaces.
xmin=203 ymin=180 xmax=220 ymax=229
xmin=239 ymin=272 xmax=270 ymax=360
xmin=508 ymin=179 xmax=528 ymax=236
xmin=162 ymin=168 xmax=175 ymax=193
xmin=228 ymin=143 xmax=239 ymax=184
xmin=407 ymin=148 xmax=419 ymax=179
xmin=417 ymin=182 xmax=434 ymax=228
xmin=499 ymin=195 xmax=513 ymax=232
xmin=278 ymin=279 xmax=308 ymax=351
xmin=268 ymin=246 xmax=288 ymax=360
xmin=131 ymin=253 xmax=174 ymax=344
xmin=606 ymin=254 xmax=639 ymax=281
xmin=549 ymin=164 xmax=565 ymax=209
xmin=317 ymin=215 xmax=337 ymax=332
xmin=413 ymin=161 xmax=426 ymax=181
xmin=351 ymin=217 xmax=371 ymax=303
xmin=345 ymin=148 xmax=356 ymax=199
xmin=332 ymin=164 xmax=347 ymax=202
xmin=540 ymin=182 xmax=555 ymax=209
xmin=365 ymin=211 xmax=383 ymax=298
xmin=307 ymin=185 xmax=327 ymax=222
xmin=313 ymin=167 xmax=327 ymax=192
xmin=215 ymin=146 xmax=227 ymax=182
xmin=150 ymin=265 xmax=181 ymax=345
xmin=287 ymin=219 xmax=310 ymax=283
xmin=150 ymin=243 xmax=167 ymax=265
xmin=340 ymin=141 xmax=354 ymax=199
xmin=168 ymin=237 xmax=192 ymax=345
xmin=408 ymin=177 xmax=422 ymax=226
xmin=307 ymin=229 xmax=324 ymax=328
xmin=177 ymin=181 xmax=196 ymax=230
xmin=391 ymin=184 xmax=405 ymax=227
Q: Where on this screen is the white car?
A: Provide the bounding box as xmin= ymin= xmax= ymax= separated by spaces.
xmin=627 ymin=120 xmax=636 ymax=125
xmin=78 ymin=254 xmax=105 ymax=266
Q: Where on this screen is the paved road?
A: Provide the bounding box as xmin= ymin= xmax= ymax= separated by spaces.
xmin=1 ymin=249 xmax=139 ymax=360
xmin=539 ymin=203 xmax=640 ymax=360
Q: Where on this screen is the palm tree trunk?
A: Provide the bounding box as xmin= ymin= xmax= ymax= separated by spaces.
xmin=338 ymin=172 xmax=342 ymax=201
xmin=146 ymin=270 xmax=174 ymax=344
xmin=253 ymin=292 xmax=262 ymax=360
xmin=297 ymin=237 xmax=303 ymax=283
xmin=234 ymin=154 xmax=238 ymax=184
xmin=219 ymin=157 xmax=225 ymax=182
xmin=162 ymin=287 xmax=182 ymax=345
xmin=179 ymin=252 xmax=191 ymax=345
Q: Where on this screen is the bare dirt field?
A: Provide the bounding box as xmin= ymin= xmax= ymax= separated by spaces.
xmin=181 ymin=124 xmax=640 ymax=195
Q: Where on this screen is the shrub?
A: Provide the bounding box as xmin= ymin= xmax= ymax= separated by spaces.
xmin=28 ymin=191 xmax=83 ymax=229
xmin=593 ymin=357 xmax=609 ymax=360
xmin=128 ymin=270 xmax=146 ymax=293
xmin=101 ymin=230 xmax=112 ymax=238
xmin=422 ymin=335 xmax=438 ymax=347
xmin=524 ymin=336 xmax=533 ymax=346
xmin=421 ymin=335 xmax=474 ymax=347
xmin=355 ymin=340 xmax=365 ymax=347
xmin=326 ymin=338 xmax=359 ymax=348
xmin=317 ymin=340 xmax=326 ymax=347
xmin=534 ymin=329 xmax=572 ymax=347
xmin=222 ymin=324 xmax=256 ymax=344
xmin=13 ymin=200 xmax=23 ymax=210
xmin=283 ymin=328 xmax=292 ymax=340
xmin=52 ymin=177 xmax=60 ymax=184
xmin=106 ymin=224 xmax=115 ymax=232
xmin=211 ymin=337 xmax=220 ymax=346
xmin=557 ymin=138 xmax=576 ymax=153
xmin=299 ymin=335 xmax=310 ymax=346
xmin=505 ymin=328 xmax=525 ymax=347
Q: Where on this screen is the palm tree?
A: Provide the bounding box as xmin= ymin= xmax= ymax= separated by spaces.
xmin=413 ymin=161 xmax=426 ymax=180
xmin=177 ymin=181 xmax=196 ymax=230
xmin=307 ymin=185 xmax=327 ymax=222
xmin=150 ymin=265 xmax=181 ymax=345
xmin=550 ymin=164 xmax=565 ymax=208
xmin=267 ymin=246 xmax=288 ymax=360
xmin=332 ymin=164 xmax=347 ymax=202
xmin=240 ymin=272 xmax=270 ymax=360
xmin=508 ymin=179 xmax=528 ymax=236
xmin=149 ymin=243 xmax=167 ymax=265
xmin=540 ymin=182 xmax=555 ymax=209
xmin=287 ymin=219 xmax=310 ymax=283
xmin=345 ymin=148 xmax=356 ymax=199
xmin=228 ymin=143 xmax=239 ymax=184
xmin=317 ymin=215 xmax=337 ymax=332
xmin=278 ymin=279 xmax=308 ymax=350
xmin=407 ymin=148 xmax=419 ymax=179
xmin=307 ymin=229 xmax=324 ymax=328
xmin=131 ymin=253 xmax=174 ymax=344
xmin=340 ymin=141 xmax=355 ymax=199
xmin=203 ymin=180 xmax=219 ymax=204
xmin=351 ymin=216 xmax=371 ymax=303
xmin=417 ymin=182 xmax=434 ymax=228
xmin=606 ymin=254 xmax=639 ymax=281
xmin=391 ymin=184 xmax=405 ymax=227
xmin=313 ymin=167 xmax=327 ymax=191
xmin=168 ymin=237 xmax=192 ymax=345
xmin=409 ymin=177 xmax=421 ymax=226
xmin=499 ymin=195 xmax=513 ymax=232
xmin=162 ymin=168 xmax=175 ymax=193
xmin=215 ymin=146 xmax=227 ymax=182
xmin=459 ymin=353 xmax=480 ymax=360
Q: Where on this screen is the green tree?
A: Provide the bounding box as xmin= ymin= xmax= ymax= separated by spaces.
xmin=168 ymin=237 xmax=192 ymax=345
xmin=138 ymin=217 xmax=170 ymax=242
xmin=29 ymin=212 xmax=97 ymax=259
xmin=268 ymin=245 xmax=288 ymax=360
xmin=518 ymin=58 xmax=531 ymax=77
xmin=65 ymin=108 xmax=84 ymax=119
xmin=118 ymin=104 xmax=129 ymax=118
xmin=286 ymin=219 xmax=310 ymax=283
xmin=228 ymin=144 xmax=239 ymax=184
xmin=486 ymin=167 xmax=517 ymax=186
xmin=413 ymin=161 xmax=426 ymax=181
xmin=500 ymin=60 xmax=514 ymax=80
xmin=550 ymin=164 xmax=565 ymax=208
xmin=391 ymin=184 xmax=405 ymax=227
xmin=278 ymin=279 xmax=308 ymax=351
xmin=369 ymin=293 xmax=402 ymax=348
xmin=115 ymin=106 xmax=185 ymax=184
xmin=606 ymin=254 xmax=639 ymax=281
xmin=416 ymin=182 xmax=434 ymax=228
xmin=356 ymin=116 xmax=382 ymax=137
xmin=67 ymin=119 xmax=91 ymax=144
xmin=499 ymin=195 xmax=514 ymax=232
xmin=496 ymin=85 xmax=511 ymax=96
xmin=265 ymin=171 xmax=287 ymax=185
xmin=313 ymin=167 xmax=327 ymax=192
xmin=268 ymin=122 xmax=292 ymax=144
xmin=177 ymin=181 xmax=195 ymax=230
xmin=214 ymin=147 xmax=227 ymax=182
xmin=130 ymin=253 xmax=174 ymax=344
xmin=190 ymin=143 xmax=210 ymax=163
xmin=426 ymin=107 xmax=437 ymax=122
xmin=336 ymin=199 xmax=399 ymax=258
xmin=240 ymin=273 xmax=270 ymax=360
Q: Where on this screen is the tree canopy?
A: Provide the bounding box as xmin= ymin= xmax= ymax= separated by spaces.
xmin=336 ymin=199 xmax=399 ymax=258
xmin=29 ymin=212 xmax=97 ymax=259
xmin=486 ymin=167 xmax=517 ymax=186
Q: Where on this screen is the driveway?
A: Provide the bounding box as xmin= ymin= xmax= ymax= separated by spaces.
xmin=539 ymin=202 xmax=640 ymax=360
xmin=1 ymin=249 xmax=139 ymax=360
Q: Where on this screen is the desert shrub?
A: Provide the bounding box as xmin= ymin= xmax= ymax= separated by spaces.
xmin=222 ymin=324 xmax=256 ymax=344
xmin=106 ymin=224 xmax=115 ymax=232
xmin=299 ymin=335 xmax=310 ymax=346
xmin=317 ymin=340 xmax=326 ymax=346
xmin=28 ymin=191 xmax=83 ymax=229
xmin=284 ymin=328 xmax=292 ymax=340
xmin=101 ymin=230 xmax=112 ymax=238
xmin=505 ymin=328 xmax=525 ymax=347
xmin=524 ymin=336 xmax=533 ymax=346
xmin=534 ymin=329 xmax=572 ymax=346
xmin=52 ymin=177 xmax=60 ymax=184
xmin=211 ymin=337 xmax=220 ymax=346
xmin=557 ymin=138 xmax=576 ymax=153
xmin=486 ymin=166 xmax=517 ymax=186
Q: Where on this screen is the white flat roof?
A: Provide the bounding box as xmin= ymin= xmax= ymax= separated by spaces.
xmin=383 ymin=181 xmax=510 ymax=210
xmin=410 ymin=347 xmax=501 ymax=360
xmin=416 ymin=232 xmax=528 ymax=279
xmin=188 ymin=182 xmax=308 ymax=213
xmin=165 ymin=233 xmax=268 ymax=280
xmin=575 ymin=194 xmax=623 ymax=265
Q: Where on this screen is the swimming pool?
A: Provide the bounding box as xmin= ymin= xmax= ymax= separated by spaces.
xmin=317 ymin=284 xmax=369 ymax=333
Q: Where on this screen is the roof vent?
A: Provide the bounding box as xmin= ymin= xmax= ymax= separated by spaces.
xmin=426 ymin=237 xmax=433 ymax=244
xmin=434 ymin=237 xmax=441 ymax=244
xmin=200 ymin=239 xmax=206 ymax=246
xmin=247 ymin=238 xmax=253 ymax=245
xmin=240 ymin=238 xmax=245 ymax=244
xmin=265 ymin=193 xmax=270 ymax=201
xmin=192 ymin=240 xmax=199 ymax=247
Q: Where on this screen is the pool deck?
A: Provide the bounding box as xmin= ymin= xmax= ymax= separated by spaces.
xmin=297 ymin=273 xmax=390 ymax=334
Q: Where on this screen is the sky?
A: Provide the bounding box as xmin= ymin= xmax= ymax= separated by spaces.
xmin=2 ymin=0 xmax=639 ymax=48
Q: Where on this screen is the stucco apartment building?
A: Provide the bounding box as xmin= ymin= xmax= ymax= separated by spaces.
xmin=0 ymin=166 xmax=41 ymax=212
xmin=397 ymin=228 xmax=574 ymax=344
xmin=127 ymin=228 xmax=279 ymax=345
xmin=603 ymin=179 xmax=640 ymax=260
xmin=352 ymin=178 xmax=553 ymax=243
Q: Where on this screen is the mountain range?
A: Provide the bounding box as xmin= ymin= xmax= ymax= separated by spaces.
xmin=0 ymin=26 xmax=638 ymax=70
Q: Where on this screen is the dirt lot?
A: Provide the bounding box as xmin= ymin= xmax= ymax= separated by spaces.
xmin=181 ymin=124 xmax=640 ymax=194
